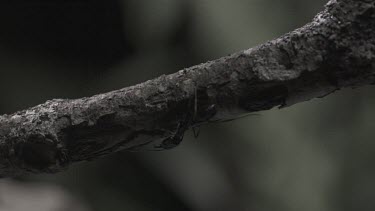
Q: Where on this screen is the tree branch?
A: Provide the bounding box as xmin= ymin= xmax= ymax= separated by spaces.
xmin=0 ymin=0 xmax=374 ymax=177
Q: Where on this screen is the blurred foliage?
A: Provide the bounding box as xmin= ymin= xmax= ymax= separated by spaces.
xmin=0 ymin=0 xmax=374 ymax=211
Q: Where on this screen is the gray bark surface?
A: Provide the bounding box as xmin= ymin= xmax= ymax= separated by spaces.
xmin=0 ymin=0 xmax=374 ymax=177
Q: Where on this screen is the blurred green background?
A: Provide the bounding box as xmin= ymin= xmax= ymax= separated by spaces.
xmin=1 ymin=0 xmax=375 ymax=210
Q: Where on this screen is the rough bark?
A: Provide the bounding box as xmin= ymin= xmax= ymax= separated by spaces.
xmin=0 ymin=0 xmax=374 ymax=177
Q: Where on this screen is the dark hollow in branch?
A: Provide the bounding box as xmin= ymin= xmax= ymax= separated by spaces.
xmin=0 ymin=0 xmax=374 ymax=177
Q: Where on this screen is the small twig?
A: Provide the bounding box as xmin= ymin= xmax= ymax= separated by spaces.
xmin=0 ymin=0 xmax=374 ymax=177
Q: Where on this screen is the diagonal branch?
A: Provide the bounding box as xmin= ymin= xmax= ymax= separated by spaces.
xmin=0 ymin=0 xmax=374 ymax=177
